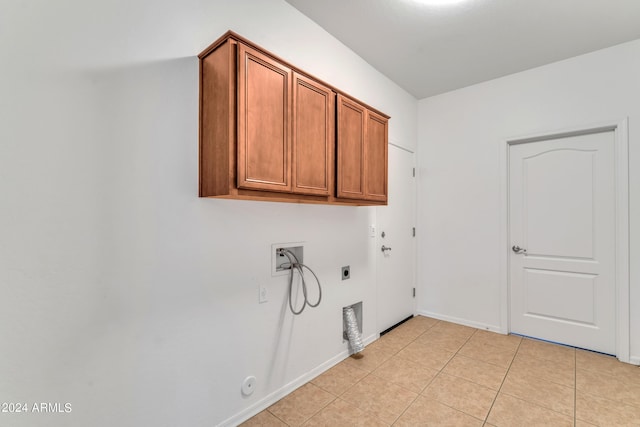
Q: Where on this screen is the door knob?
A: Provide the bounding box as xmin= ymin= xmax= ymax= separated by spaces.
xmin=381 ymin=245 xmax=392 ymax=253
xmin=512 ymin=245 xmax=527 ymax=254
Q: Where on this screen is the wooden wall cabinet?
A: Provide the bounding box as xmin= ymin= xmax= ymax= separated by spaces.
xmin=292 ymin=72 xmax=335 ymax=196
xmin=336 ymin=95 xmax=388 ymax=202
xmin=237 ymin=43 xmax=292 ymax=193
xmin=199 ymin=31 xmax=388 ymax=206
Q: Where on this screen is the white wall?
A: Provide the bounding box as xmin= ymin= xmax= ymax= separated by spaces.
xmin=0 ymin=1 xmax=417 ymax=426
xmin=417 ymin=39 xmax=640 ymax=359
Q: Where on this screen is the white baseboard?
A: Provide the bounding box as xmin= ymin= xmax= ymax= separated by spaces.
xmin=219 ymin=333 xmax=379 ymax=427
xmin=628 ymin=355 xmax=640 ymax=366
xmin=417 ymin=310 xmax=505 ymax=334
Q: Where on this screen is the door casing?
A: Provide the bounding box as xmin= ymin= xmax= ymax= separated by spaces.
xmin=376 ymin=143 xmax=416 ymax=333
xmin=499 ymin=119 xmax=630 ymax=363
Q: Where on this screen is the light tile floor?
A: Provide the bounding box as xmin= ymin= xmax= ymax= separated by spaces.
xmin=241 ymin=316 xmax=640 ymax=426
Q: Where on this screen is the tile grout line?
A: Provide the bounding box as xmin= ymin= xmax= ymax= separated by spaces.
xmin=395 ymin=327 xmax=490 ymax=424
xmin=271 ymin=382 xmax=339 ymax=426
xmin=300 ymin=321 xmax=425 ymax=424
xmin=437 ymin=328 xmax=497 ymax=423
xmin=261 ymin=320 xmax=637 ymax=426
xmin=310 ymin=361 xmax=369 ymax=397
xmin=339 ymin=319 xmax=441 ymax=426
xmin=266 ymin=407 xmax=291 ymax=426
xmin=308 ymin=383 xmax=341 ymax=425
xmin=424 ymin=328 xmax=502 ymax=399
xmin=481 ymin=335 xmax=524 ymax=424
xmin=257 ymin=319 xmax=508 ymax=425
xmin=255 ymin=320 xmax=616 ymax=426
xmin=322 ymin=366 xmax=377 ymax=423
xmin=574 ymin=349 xmax=577 ymax=427
xmin=576 ymin=387 xmax=640 ymax=421
xmin=434 ymin=326 xmax=478 ymax=373
xmin=389 ymin=321 xmax=440 ymax=425
xmin=385 ymin=320 xmax=441 ymax=425
xmin=311 ymin=321 xmax=505 ymax=425
xmin=573 ymin=358 xmax=640 ymax=412
xmin=489 ymin=340 xmax=580 ymax=423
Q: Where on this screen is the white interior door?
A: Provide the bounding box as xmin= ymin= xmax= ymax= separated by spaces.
xmin=377 ymin=145 xmax=416 ymax=333
xmin=509 ymin=130 xmax=616 ymax=354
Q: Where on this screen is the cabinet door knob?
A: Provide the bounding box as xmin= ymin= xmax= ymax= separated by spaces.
xmin=381 ymin=245 xmax=392 ymax=253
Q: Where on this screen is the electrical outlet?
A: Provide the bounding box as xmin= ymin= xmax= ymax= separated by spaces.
xmin=259 ymin=285 xmax=268 ymax=303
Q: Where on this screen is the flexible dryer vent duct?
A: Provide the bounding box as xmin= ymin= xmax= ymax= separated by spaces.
xmin=343 ymin=306 xmax=365 ymax=354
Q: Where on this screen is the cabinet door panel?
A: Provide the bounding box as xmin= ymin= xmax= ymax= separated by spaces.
xmin=365 ymin=111 xmax=388 ymax=201
xmin=337 ymin=95 xmax=366 ymax=199
xmin=292 ymin=73 xmax=334 ymax=195
xmin=237 ymin=44 xmax=291 ymax=192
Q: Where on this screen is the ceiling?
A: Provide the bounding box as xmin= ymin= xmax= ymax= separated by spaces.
xmin=285 ymin=0 xmax=640 ymax=99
